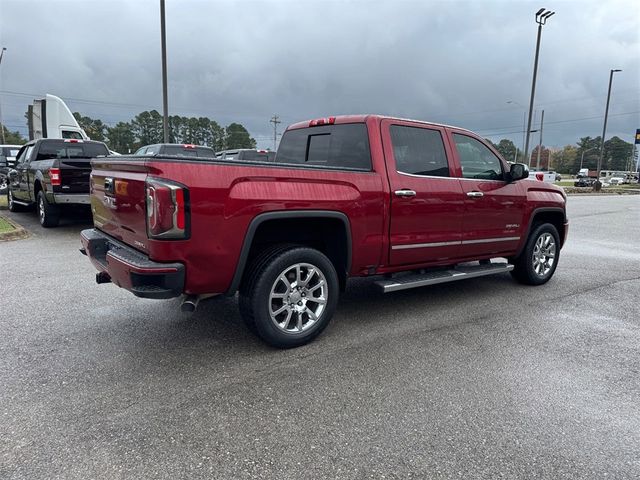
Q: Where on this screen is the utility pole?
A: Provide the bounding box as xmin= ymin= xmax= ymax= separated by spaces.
xmin=0 ymin=47 xmax=7 ymax=144
xmin=523 ymin=8 xmax=555 ymax=166
xmin=595 ymin=68 xmax=622 ymax=191
xmin=160 ymin=0 xmax=169 ymax=143
xmin=270 ymin=114 xmax=281 ymax=151
xmin=536 ymin=109 xmax=545 ymax=170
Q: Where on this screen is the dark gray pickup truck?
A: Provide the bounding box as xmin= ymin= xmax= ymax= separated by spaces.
xmin=7 ymin=138 xmax=109 ymax=227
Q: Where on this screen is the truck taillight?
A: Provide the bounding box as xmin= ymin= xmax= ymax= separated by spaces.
xmin=49 ymin=168 xmax=61 ymax=186
xmin=145 ymin=178 xmax=190 ymax=239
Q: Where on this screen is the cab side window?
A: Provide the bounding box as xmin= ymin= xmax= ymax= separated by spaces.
xmin=18 ymin=146 xmax=35 ymax=165
xmin=453 ymin=134 xmax=504 ymax=180
xmin=390 ymin=125 xmax=449 ymax=177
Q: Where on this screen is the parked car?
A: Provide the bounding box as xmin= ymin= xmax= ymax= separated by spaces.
xmin=608 ymin=177 xmax=624 ymax=186
xmin=134 ymin=144 xmax=215 ymax=158
xmin=0 ymin=145 xmax=22 ymax=194
xmin=81 ymin=114 xmax=567 ymax=348
xmin=574 ymin=177 xmax=595 ymax=187
xmin=7 ymin=138 xmax=109 ymax=227
xmin=216 ymin=149 xmax=276 ymax=162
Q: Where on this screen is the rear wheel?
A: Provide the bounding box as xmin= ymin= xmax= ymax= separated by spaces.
xmin=511 ymin=223 xmax=560 ymax=285
xmin=37 ymin=190 xmax=60 ymax=228
xmin=239 ymin=246 xmax=339 ymax=348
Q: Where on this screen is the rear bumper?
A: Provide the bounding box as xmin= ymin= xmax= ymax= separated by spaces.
xmin=52 ymin=193 xmax=90 ymax=205
xmin=80 ymin=228 xmax=184 ymax=299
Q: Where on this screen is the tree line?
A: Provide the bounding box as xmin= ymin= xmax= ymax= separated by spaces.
xmin=72 ymin=110 xmax=257 ymax=153
xmin=486 ymin=136 xmax=637 ymax=173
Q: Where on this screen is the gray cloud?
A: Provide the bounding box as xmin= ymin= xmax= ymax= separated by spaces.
xmin=1 ymin=0 xmax=638 ymax=150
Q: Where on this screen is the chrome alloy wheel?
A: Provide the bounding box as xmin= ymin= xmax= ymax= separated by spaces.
xmin=38 ymin=195 xmax=46 ymax=224
xmin=532 ymin=232 xmax=556 ymax=277
xmin=269 ymin=263 xmax=328 ymax=334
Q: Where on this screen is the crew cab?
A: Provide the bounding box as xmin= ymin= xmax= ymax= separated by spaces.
xmin=81 ymin=115 xmax=568 ymax=348
xmin=7 ymin=138 xmax=109 ymax=227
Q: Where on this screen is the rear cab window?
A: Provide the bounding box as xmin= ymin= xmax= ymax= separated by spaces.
xmin=35 ymin=141 xmax=109 ymax=161
xmin=276 ymin=123 xmax=372 ymax=171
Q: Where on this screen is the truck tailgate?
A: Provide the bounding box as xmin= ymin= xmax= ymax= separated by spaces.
xmin=58 ymin=158 xmax=92 ymax=193
xmin=90 ymin=158 xmax=150 ymax=253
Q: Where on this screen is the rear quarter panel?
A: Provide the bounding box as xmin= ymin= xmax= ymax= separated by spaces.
xmin=145 ymin=160 xmax=386 ymax=294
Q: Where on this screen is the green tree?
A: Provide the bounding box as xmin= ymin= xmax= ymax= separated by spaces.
xmin=225 ymin=123 xmax=256 ymax=149
xmin=495 ymin=139 xmax=518 ymax=162
xmin=1 ymin=125 xmax=26 ymax=144
xmin=550 ymin=145 xmax=577 ymax=174
xmin=106 ymin=122 xmax=136 ymax=153
xmin=72 ymin=112 xmax=106 ymax=141
xmin=603 ymin=136 xmax=633 ymax=171
xmin=131 ymin=110 xmax=163 ymax=147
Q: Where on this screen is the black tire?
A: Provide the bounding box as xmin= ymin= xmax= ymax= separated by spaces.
xmin=37 ymin=190 xmax=60 ymax=228
xmin=7 ymin=188 xmax=24 ymax=212
xmin=239 ymin=246 xmax=339 ymax=348
xmin=510 ymin=223 xmax=560 ymax=285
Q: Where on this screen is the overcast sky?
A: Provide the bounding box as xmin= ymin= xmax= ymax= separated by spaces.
xmin=1 ymin=0 xmax=638 ymax=151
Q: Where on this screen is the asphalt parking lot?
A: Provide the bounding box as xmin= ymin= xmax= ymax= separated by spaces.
xmin=1 ymin=195 xmax=639 ymax=479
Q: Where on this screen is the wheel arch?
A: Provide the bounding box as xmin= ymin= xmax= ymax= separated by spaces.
xmin=226 ymin=210 xmax=352 ymax=296
xmin=515 ymin=207 xmax=566 ymax=258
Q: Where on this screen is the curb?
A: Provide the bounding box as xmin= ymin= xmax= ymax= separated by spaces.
xmin=0 ymin=213 xmax=30 ymax=242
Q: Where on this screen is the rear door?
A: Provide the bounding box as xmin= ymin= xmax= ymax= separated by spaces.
xmin=383 ymin=119 xmax=465 ymax=266
xmin=448 ymin=130 xmax=525 ymax=258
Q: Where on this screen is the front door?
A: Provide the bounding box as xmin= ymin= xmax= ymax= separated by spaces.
xmin=448 ymin=131 xmax=526 ymax=258
xmin=383 ymin=119 xmax=465 ymax=267
xmin=13 ymin=145 xmax=34 ymax=202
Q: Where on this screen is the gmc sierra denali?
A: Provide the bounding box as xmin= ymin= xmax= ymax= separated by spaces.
xmin=81 ymin=115 xmax=568 ymax=348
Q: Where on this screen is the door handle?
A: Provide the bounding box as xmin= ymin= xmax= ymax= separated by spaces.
xmin=466 ymin=191 xmax=484 ymax=198
xmin=394 ymin=189 xmax=416 ymax=197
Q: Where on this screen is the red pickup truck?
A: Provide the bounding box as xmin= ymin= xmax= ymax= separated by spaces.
xmin=81 ymin=115 xmax=568 ymax=348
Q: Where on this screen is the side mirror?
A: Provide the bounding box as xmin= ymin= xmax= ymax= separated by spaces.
xmin=7 ymin=169 xmax=18 ymax=180
xmin=508 ymin=163 xmax=529 ymax=182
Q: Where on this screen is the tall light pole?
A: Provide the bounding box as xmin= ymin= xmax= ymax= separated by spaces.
xmin=595 ymin=69 xmax=622 ymax=191
xmin=160 ymin=0 xmax=169 ymax=143
xmin=523 ymin=8 xmax=555 ymax=167
xmin=0 ymin=47 xmax=7 ymax=144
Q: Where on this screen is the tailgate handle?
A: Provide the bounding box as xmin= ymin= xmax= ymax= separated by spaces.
xmin=104 ymin=177 xmax=114 ymax=194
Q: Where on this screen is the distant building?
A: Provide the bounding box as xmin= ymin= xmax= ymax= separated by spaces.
xmin=530 ymin=145 xmax=551 ymax=169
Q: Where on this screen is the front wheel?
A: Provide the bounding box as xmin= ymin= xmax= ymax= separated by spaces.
xmin=511 ymin=223 xmax=560 ymax=285
xmin=7 ymin=188 xmax=24 ymax=212
xmin=239 ymin=247 xmax=339 ymax=348
xmin=37 ymin=191 xmax=60 ymax=228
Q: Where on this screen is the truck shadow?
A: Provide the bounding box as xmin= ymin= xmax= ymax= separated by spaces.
xmin=148 ymin=272 xmax=520 ymax=356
